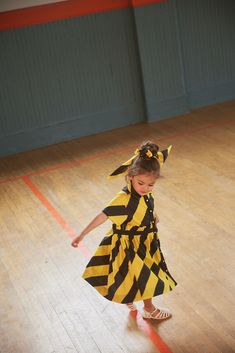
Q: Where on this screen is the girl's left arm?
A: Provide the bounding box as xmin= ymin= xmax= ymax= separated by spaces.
xmin=71 ymin=212 xmax=108 ymax=247
xmin=154 ymin=210 xmax=160 ymax=224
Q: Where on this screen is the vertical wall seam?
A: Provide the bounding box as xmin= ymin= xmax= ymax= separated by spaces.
xmin=174 ymin=0 xmax=188 ymax=109
xmin=129 ymin=3 xmax=148 ymax=122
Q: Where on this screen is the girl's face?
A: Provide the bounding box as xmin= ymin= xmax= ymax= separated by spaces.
xmin=130 ymin=173 xmax=157 ymax=196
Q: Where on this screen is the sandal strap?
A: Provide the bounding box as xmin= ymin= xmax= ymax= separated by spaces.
xmin=147 ymin=307 xmax=170 ymax=319
xmin=153 ymin=308 xmax=170 ymax=319
xmin=150 ymin=308 xmax=160 ymax=316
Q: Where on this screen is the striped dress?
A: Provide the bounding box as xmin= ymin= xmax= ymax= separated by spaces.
xmin=82 ymin=183 xmax=177 ymax=303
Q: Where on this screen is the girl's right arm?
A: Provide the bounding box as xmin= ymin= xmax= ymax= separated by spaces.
xmin=71 ymin=212 xmax=108 ymax=247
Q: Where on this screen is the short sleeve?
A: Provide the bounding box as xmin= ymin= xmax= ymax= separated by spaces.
xmin=102 ymin=191 xmax=128 ymax=225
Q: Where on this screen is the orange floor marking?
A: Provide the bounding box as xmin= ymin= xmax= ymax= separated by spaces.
xmin=130 ymin=311 xmax=173 ymax=353
xmin=22 ymin=175 xmax=91 ymax=259
xmin=0 ymin=176 xmax=22 ymax=185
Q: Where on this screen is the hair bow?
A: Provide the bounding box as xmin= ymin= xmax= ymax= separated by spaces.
xmin=108 ymin=145 xmax=172 ymax=179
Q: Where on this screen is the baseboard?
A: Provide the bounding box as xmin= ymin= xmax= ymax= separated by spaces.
xmin=146 ymin=80 xmax=235 ymax=122
xmin=188 ymin=80 xmax=235 ymax=108
xmin=0 ymin=104 xmax=144 ymax=157
xmin=146 ymin=95 xmax=189 ymax=122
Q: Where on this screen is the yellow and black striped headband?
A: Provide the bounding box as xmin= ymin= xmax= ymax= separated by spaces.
xmin=108 ymin=145 xmax=172 ymax=179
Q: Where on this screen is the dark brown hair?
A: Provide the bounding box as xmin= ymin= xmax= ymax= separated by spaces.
xmin=127 ymin=141 xmax=160 ymax=178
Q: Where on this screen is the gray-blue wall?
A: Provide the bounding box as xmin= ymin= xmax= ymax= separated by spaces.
xmin=0 ymin=0 xmax=235 ymax=156
xmin=134 ymin=0 xmax=235 ymax=121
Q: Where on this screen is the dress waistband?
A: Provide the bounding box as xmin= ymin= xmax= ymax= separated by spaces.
xmin=112 ymin=224 xmax=157 ymax=235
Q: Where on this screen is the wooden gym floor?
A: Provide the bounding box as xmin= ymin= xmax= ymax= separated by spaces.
xmin=0 ymin=100 xmax=235 ymax=353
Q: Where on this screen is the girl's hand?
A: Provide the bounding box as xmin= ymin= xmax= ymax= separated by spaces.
xmin=70 ymin=212 xmax=107 ymax=248
xmin=71 ymin=234 xmax=84 ymax=247
xmin=155 ymin=214 xmax=160 ymax=224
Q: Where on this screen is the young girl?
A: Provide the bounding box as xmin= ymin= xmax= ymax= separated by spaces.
xmin=71 ymin=141 xmax=177 ymax=319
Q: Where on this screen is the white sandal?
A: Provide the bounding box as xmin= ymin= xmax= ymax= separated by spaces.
xmin=126 ymin=303 xmax=137 ymax=311
xmin=142 ymin=307 xmax=171 ymax=320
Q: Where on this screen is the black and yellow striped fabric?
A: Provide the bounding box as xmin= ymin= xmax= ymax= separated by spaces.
xmin=108 ymin=145 xmax=172 ymax=179
xmin=82 ymin=183 xmax=177 ymax=303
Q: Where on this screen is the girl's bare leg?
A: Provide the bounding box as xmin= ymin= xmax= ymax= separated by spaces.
xmin=143 ymin=298 xmax=161 ymax=317
xmin=126 ymin=303 xmax=137 ymax=311
xmin=143 ymin=298 xmax=155 ymax=312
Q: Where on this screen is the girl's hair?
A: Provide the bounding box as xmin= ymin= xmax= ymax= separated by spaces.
xmin=128 ymin=141 xmax=160 ymax=178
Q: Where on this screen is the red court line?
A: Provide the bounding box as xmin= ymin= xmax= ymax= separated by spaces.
xmin=27 ymin=161 xmax=77 ymax=177
xmin=22 ymin=175 xmax=91 ymax=259
xmin=130 ymin=311 xmax=173 ymax=353
xmin=0 ymin=175 xmax=22 ymax=185
xmin=0 ymin=118 xmax=234 ymax=185
xmin=27 ymin=146 xmax=130 ymax=177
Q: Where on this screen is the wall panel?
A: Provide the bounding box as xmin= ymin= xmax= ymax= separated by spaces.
xmin=176 ymin=0 xmax=235 ymax=107
xmin=133 ymin=1 xmax=188 ymax=121
xmin=0 ymin=10 xmax=145 ymax=155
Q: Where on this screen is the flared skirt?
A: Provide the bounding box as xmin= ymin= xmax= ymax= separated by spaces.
xmin=82 ymin=231 xmax=177 ymax=303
